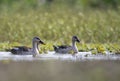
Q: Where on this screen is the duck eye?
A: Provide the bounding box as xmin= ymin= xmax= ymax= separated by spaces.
xmin=74 ymin=37 xmax=77 ymax=39
xmin=35 ymin=37 xmax=40 ymax=40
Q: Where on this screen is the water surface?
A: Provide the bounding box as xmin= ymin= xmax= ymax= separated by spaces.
xmin=0 ymin=52 xmax=120 ymax=81
xmin=0 ymin=60 xmax=120 ymax=81
xmin=0 ymin=51 xmax=120 ymax=61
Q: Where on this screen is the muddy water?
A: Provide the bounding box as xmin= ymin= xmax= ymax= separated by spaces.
xmin=0 ymin=60 xmax=120 ymax=81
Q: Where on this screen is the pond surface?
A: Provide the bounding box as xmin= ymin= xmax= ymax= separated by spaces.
xmin=0 ymin=52 xmax=120 ymax=81
xmin=0 ymin=51 xmax=120 ymax=61
xmin=0 ymin=60 xmax=120 ymax=81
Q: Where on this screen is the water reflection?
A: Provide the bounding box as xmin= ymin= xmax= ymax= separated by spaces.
xmin=0 ymin=60 xmax=120 ymax=81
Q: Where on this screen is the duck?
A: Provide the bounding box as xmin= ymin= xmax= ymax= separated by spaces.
xmin=53 ymin=36 xmax=80 ymax=54
xmin=7 ymin=37 xmax=45 ymax=57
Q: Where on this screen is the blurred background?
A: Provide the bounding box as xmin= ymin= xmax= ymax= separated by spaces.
xmin=0 ymin=0 xmax=120 ymax=52
xmin=0 ymin=0 xmax=120 ymax=10
xmin=0 ymin=0 xmax=120 ymax=43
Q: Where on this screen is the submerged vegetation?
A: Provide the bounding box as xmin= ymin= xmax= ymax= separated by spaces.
xmin=0 ymin=0 xmax=120 ymax=54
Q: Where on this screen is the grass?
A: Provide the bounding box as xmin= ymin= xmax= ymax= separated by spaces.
xmin=0 ymin=5 xmax=120 ymax=54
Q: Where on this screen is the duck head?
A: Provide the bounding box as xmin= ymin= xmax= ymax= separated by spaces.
xmin=72 ymin=36 xmax=80 ymax=43
xmin=33 ymin=37 xmax=45 ymax=45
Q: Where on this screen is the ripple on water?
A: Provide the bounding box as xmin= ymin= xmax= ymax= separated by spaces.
xmin=0 ymin=51 xmax=120 ymax=61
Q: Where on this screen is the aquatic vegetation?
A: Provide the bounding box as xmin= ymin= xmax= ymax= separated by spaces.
xmin=0 ymin=1 xmax=119 ymax=55
xmin=0 ymin=42 xmax=119 ymax=55
xmin=0 ymin=9 xmax=120 ymax=44
xmin=0 ymin=9 xmax=120 ymax=54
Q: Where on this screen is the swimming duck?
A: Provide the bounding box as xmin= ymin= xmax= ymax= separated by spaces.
xmin=53 ymin=36 xmax=80 ymax=54
xmin=8 ymin=37 xmax=45 ymax=57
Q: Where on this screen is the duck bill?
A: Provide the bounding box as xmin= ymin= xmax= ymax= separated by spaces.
xmin=39 ymin=40 xmax=45 ymax=45
xmin=76 ymin=39 xmax=80 ymax=43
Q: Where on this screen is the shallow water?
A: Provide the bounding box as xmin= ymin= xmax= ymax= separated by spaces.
xmin=0 ymin=52 xmax=120 ymax=81
xmin=0 ymin=51 xmax=120 ymax=61
xmin=0 ymin=60 xmax=120 ymax=81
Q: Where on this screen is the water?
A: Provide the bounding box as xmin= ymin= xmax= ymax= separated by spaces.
xmin=0 ymin=51 xmax=120 ymax=61
xmin=0 ymin=52 xmax=120 ymax=81
xmin=0 ymin=60 xmax=120 ymax=81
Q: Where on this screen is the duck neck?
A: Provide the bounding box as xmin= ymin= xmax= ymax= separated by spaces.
xmin=32 ymin=41 xmax=39 ymax=57
xmin=72 ymin=40 xmax=78 ymax=53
